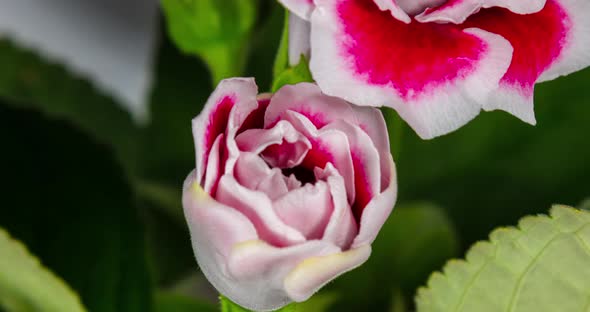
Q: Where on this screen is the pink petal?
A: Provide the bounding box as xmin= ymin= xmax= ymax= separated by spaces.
xmin=233 ymin=152 xmax=292 ymax=200
xmin=352 ymin=154 xmax=398 ymax=248
xmin=274 ymin=181 xmax=334 ymax=239
xmin=202 ymin=133 xmax=224 ymax=195
xmin=416 ymin=0 xmax=547 ymax=24
xmin=396 ymin=0 xmax=447 ymax=16
xmin=257 ymin=168 xmax=292 ymax=200
xmin=182 ymin=171 xmax=261 ymax=308
xmin=216 ymin=175 xmax=306 ymax=247
xmin=463 ymin=0 xmax=576 ymax=123
xmin=538 ymin=0 xmax=590 ymax=82
xmin=283 ymin=245 xmax=371 ymax=302
xmin=371 ymin=0 xmax=412 ymax=23
xmin=316 ymin=164 xmax=358 ymax=249
xmin=324 ymin=120 xmax=381 ymax=219
xmin=310 ymin=0 xmax=513 ymax=139
xmin=266 ymin=83 xmax=391 ymax=160
xmin=192 ymin=78 xmax=258 ymax=186
xmin=224 ymin=89 xmax=265 ymax=179
xmin=237 ymin=95 xmax=272 ymax=134
xmin=289 ymin=14 xmax=312 ymax=66
xmin=226 ymin=240 xmax=342 ymax=310
xmin=278 ymin=0 xmax=316 ymax=20
xmin=236 ymin=120 xmax=311 ymax=168
xmin=282 ymin=111 xmax=356 ymax=202
xmin=233 ymin=152 xmax=273 ymax=190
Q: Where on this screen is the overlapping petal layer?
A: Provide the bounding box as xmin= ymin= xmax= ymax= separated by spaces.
xmin=278 ymin=0 xmax=590 ymax=138
xmin=183 ymin=78 xmax=397 ymax=311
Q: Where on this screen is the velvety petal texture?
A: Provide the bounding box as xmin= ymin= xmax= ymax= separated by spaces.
xmin=183 ymin=78 xmax=397 ymax=311
xmin=277 ymin=0 xmax=590 ymax=139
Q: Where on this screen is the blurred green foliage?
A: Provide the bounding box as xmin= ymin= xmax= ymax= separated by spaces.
xmin=0 ymin=0 xmax=589 ymax=310
xmin=0 ymin=105 xmax=152 ymax=311
xmin=161 ymin=0 xmax=257 ymax=84
xmin=0 ymin=228 xmax=86 ymax=312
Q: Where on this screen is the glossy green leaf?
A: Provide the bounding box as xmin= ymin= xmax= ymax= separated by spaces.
xmin=0 ymin=104 xmax=152 ymax=312
xmin=327 ymin=203 xmax=458 ymax=311
xmin=0 ymin=228 xmax=86 ymax=312
xmin=161 ymin=0 xmax=257 ymax=84
xmin=416 ymin=205 xmax=590 ymax=312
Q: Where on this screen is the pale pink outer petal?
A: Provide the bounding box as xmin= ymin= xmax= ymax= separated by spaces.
xmin=416 ymin=0 xmax=547 ymax=24
xmin=309 ymin=0 xmax=514 ymax=139
xmin=226 ymin=239 xmax=343 ymax=310
xmin=288 ymin=14 xmax=312 ymax=66
xmin=185 ymin=171 xmax=353 ymax=311
xmin=279 ymin=0 xmax=316 ymax=20
xmin=182 ymin=171 xmax=260 ymax=306
xmin=216 ymin=175 xmax=306 ymax=247
xmin=283 ymin=245 xmax=372 ymax=302
xmin=538 ymin=0 xmax=590 ymax=82
xmin=192 ymin=78 xmax=258 ymax=185
xmin=371 ymin=0 xmax=412 ymax=23
xmin=352 ymin=154 xmax=398 ymax=248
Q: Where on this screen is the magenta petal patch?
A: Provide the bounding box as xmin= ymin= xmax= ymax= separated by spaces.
xmin=310 ymin=0 xmax=512 ymax=138
xmin=463 ymin=1 xmax=570 ymax=122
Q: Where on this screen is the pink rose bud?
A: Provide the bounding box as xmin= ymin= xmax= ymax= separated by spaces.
xmin=182 ymin=78 xmax=397 ymax=311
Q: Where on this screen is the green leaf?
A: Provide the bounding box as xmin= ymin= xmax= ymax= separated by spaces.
xmin=0 ymin=104 xmax=152 ymax=312
xmin=271 ymin=55 xmax=314 ymax=92
xmin=0 ymin=39 xmax=141 ymax=175
xmin=155 ymin=292 xmax=216 ymax=312
xmin=0 ymin=228 xmax=86 ymax=312
xmin=296 ymin=292 xmax=340 ymax=312
xmin=327 ymin=203 xmax=458 ymax=311
xmin=161 ymin=0 xmax=257 ymax=84
xmin=416 ymin=205 xmax=590 ymax=312
xmin=220 ymin=296 xmax=296 ymax=312
xmin=273 ymin=11 xmax=291 ymax=80
xmin=245 ymin=1 xmax=286 ymax=91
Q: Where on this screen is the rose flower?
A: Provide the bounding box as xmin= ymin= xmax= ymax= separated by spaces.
xmin=182 ymin=78 xmax=397 ymax=311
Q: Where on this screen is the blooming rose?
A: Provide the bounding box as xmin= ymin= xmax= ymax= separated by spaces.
xmin=278 ymin=0 xmax=590 ymax=139
xmin=182 ymin=78 xmax=397 ymax=311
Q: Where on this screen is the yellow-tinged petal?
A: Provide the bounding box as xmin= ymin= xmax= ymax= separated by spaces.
xmin=283 ymin=245 xmax=372 ymax=302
